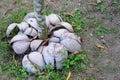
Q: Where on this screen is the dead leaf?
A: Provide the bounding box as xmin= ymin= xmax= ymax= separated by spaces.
xmin=41 ymin=39 xmax=49 ymax=46
xmin=66 ymin=71 xmax=71 ymax=80
xmin=88 ymin=3 xmax=98 ymax=6
xmin=71 ymin=24 xmax=77 ymax=27
xmin=41 ymin=70 xmax=46 ymax=75
xmin=13 ymin=54 xmax=17 ymax=66
xmin=89 ymin=64 xmax=94 ymax=68
xmin=29 ymin=35 xmax=37 ymax=42
xmin=12 ymin=0 xmax=17 ymax=4
xmin=71 ymin=51 xmax=79 ymax=55
xmin=96 ymin=44 xmax=104 ymax=49
xmin=69 ymin=51 xmax=79 ymax=56
xmin=3 ymin=8 xmax=12 ymax=15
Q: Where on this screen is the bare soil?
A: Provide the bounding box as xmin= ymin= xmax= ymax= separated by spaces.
xmin=0 ymin=0 xmax=120 ymax=80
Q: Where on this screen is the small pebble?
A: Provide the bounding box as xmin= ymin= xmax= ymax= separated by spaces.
xmin=100 ymin=36 xmax=104 ymax=39
xmin=90 ymin=33 xmax=93 ymax=36
xmin=89 ymin=64 xmax=94 ymax=68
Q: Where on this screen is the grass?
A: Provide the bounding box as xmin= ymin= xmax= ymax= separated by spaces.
xmin=112 ymin=0 xmax=120 ymax=15
xmin=7 ymin=7 xmax=30 ymax=23
xmin=95 ymin=25 xmax=118 ymax=36
xmin=59 ymin=8 xmax=86 ymax=35
xmin=96 ymin=4 xmax=106 ymax=13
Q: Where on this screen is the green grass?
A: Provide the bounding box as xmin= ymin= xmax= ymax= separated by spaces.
xmin=93 ymin=17 xmax=102 ymax=27
xmin=95 ymin=25 xmax=118 ymax=36
xmin=7 ymin=7 xmax=30 ymax=23
xmin=96 ymin=4 xmax=106 ymax=13
xmin=0 ymin=66 xmax=2 ymax=74
xmin=60 ymin=8 xmax=85 ymax=32
xmin=112 ymin=0 xmax=120 ymax=15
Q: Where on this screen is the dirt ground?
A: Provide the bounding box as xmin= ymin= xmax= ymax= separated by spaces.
xmin=0 ymin=0 xmax=120 ymax=80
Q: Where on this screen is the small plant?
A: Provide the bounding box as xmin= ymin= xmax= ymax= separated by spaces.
xmin=7 ymin=61 xmax=29 ymax=79
xmin=112 ymin=0 xmax=120 ymax=12
xmin=112 ymin=0 xmax=120 ymax=14
xmin=0 ymin=42 xmax=9 ymax=51
xmin=86 ymin=77 xmax=95 ymax=80
xmin=93 ymin=17 xmax=102 ymax=26
xmin=0 ymin=41 xmax=10 ymax=59
xmin=95 ymin=25 xmax=118 ymax=36
xmin=95 ymin=25 xmax=107 ymax=36
xmin=0 ymin=66 xmax=2 ymax=74
xmin=61 ymin=51 xmax=88 ymax=71
xmin=96 ymin=4 xmax=106 ymax=13
xmin=78 ymin=77 xmax=83 ymax=80
xmin=0 ymin=16 xmax=7 ymax=40
xmin=43 ymin=7 xmax=54 ymax=15
xmin=7 ymin=7 xmax=30 ymax=23
xmin=60 ymin=8 xmax=85 ymax=32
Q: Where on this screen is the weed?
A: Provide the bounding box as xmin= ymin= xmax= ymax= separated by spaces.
xmin=86 ymin=16 xmax=94 ymax=19
xmin=95 ymin=25 xmax=118 ymax=36
xmin=95 ymin=25 xmax=107 ymax=36
xmin=114 ymin=20 xmax=120 ymax=26
xmin=93 ymin=17 xmax=102 ymax=26
xmin=43 ymin=7 xmax=54 ymax=15
xmin=96 ymin=4 xmax=106 ymax=13
xmin=61 ymin=51 xmax=88 ymax=72
xmin=112 ymin=0 xmax=120 ymax=15
xmin=105 ymin=65 xmax=118 ymax=73
xmin=0 ymin=16 xmax=7 ymax=40
xmin=82 ymin=6 xmax=88 ymax=14
xmin=60 ymin=8 xmax=85 ymax=33
xmin=7 ymin=61 xmax=29 ymax=79
xmin=104 ymin=14 xmax=111 ymax=19
xmin=0 ymin=42 xmax=9 ymax=51
xmin=6 ymin=7 xmax=30 ymax=23
xmin=78 ymin=77 xmax=83 ymax=80
xmin=86 ymin=77 xmax=95 ymax=80
xmin=0 ymin=41 xmax=10 ymax=60
xmin=0 ymin=66 xmax=2 ymax=74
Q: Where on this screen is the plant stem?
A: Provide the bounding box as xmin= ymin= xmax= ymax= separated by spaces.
xmin=33 ymin=0 xmax=47 ymax=40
